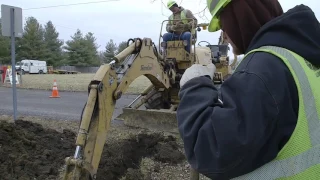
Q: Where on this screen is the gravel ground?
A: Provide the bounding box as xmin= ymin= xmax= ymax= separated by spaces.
xmin=15 ymin=73 xmax=152 ymax=94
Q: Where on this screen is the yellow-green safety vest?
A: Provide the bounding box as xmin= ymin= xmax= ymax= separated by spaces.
xmin=169 ymin=9 xmax=196 ymax=35
xmin=232 ymin=46 xmax=320 ymax=180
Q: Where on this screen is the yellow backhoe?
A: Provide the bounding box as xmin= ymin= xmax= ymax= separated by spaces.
xmin=62 ymin=19 xmax=237 ymax=179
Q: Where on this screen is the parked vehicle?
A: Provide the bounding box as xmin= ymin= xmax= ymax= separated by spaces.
xmin=15 ymin=60 xmax=47 ymax=74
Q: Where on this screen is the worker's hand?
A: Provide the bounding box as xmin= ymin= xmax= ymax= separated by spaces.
xmin=183 ymin=24 xmax=191 ymax=29
xmin=180 ymin=63 xmax=216 ymax=87
xmin=170 ymin=25 xmax=178 ymax=31
xmin=176 ymin=23 xmax=184 ymax=29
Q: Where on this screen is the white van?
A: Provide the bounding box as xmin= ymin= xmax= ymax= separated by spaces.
xmin=16 ymin=60 xmax=47 ymax=74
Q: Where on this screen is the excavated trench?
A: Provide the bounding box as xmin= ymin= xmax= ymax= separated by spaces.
xmin=0 ymin=120 xmax=185 ymax=180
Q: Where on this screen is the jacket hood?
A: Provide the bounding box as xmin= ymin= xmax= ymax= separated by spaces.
xmin=247 ymin=4 xmax=320 ymax=66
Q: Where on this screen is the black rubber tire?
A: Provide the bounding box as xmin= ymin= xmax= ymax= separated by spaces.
xmin=144 ymin=88 xmax=171 ymax=110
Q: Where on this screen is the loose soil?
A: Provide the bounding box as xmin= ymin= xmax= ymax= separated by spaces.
xmin=0 ymin=120 xmax=185 ymax=180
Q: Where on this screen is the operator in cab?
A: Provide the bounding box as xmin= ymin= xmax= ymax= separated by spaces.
xmin=163 ymin=0 xmax=197 ymax=53
xmin=177 ymin=0 xmax=320 ymax=179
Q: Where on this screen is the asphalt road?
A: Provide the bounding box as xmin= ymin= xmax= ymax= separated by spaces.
xmin=0 ymin=87 xmax=138 ymax=121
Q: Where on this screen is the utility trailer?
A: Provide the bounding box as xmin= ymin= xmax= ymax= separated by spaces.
xmin=53 ymin=69 xmax=79 ymax=74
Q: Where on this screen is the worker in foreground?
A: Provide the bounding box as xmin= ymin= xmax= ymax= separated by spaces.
xmin=163 ymin=0 xmax=197 ymax=53
xmin=177 ymin=0 xmax=320 ymax=179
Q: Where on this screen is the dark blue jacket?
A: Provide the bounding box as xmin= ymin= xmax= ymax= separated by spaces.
xmin=177 ymin=4 xmax=320 ymax=179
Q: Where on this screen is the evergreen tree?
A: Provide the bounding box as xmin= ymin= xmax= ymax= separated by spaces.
xmin=63 ymin=29 xmax=100 ymax=66
xmin=83 ymin=32 xmax=100 ymax=66
xmin=63 ymin=29 xmax=85 ymax=66
xmin=117 ymin=41 xmax=127 ymax=54
xmin=103 ymin=39 xmax=117 ymax=63
xmin=58 ymin=50 xmax=70 ymax=66
xmin=43 ymin=21 xmax=64 ymax=66
xmin=16 ymin=17 xmax=46 ymax=60
xmin=97 ymin=51 xmax=105 ymax=64
xmin=0 ymin=19 xmax=11 ymax=64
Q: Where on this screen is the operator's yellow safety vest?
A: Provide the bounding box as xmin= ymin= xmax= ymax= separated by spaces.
xmin=169 ymin=9 xmax=196 ymax=35
xmin=233 ymin=46 xmax=320 ymax=180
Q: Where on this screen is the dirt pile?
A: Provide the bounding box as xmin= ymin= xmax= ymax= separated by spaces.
xmin=99 ymin=133 xmax=185 ymax=179
xmin=0 ymin=120 xmax=75 ymax=180
xmin=0 ymin=120 xmax=185 ymax=180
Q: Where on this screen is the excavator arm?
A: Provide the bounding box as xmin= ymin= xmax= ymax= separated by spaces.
xmin=62 ymin=38 xmax=171 ymax=180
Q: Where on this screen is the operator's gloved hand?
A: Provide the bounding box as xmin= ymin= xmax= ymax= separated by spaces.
xmin=183 ymin=24 xmax=191 ymax=29
xmin=170 ymin=25 xmax=178 ymax=31
xmin=174 ymin=23 xmax=184 ymax=29
xmin=180 ymin=63 xmax=216 ymax=87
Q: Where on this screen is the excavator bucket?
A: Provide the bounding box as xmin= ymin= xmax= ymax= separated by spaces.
xmin=115 ymin=107 xmax=179 ymax=134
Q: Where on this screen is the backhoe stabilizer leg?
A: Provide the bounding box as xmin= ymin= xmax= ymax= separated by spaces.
xmin=63 ymin=64 xmax=118 ymax=180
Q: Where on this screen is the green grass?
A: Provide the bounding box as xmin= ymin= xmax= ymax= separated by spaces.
xmin=16 ymin=73 xmax=152 ymax=94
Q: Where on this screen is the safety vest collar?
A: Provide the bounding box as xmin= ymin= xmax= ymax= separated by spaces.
xmin=232 ymin=46 xmax=320 ymax=179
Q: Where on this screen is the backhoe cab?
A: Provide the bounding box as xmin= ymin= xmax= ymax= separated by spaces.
xmin=158 ymin=20 xmax=213 ymax=72
xmin=159 ymin=19 xmax=198 ymax=70
xmin=159 ymin=20 xmax=235 ymax=85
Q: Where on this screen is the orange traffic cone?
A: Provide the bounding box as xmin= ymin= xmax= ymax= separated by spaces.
xmin=50 ymin=79 xmax=60 ymax=98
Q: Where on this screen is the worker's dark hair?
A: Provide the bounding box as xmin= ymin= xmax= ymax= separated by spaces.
xmin=220 ymin=0 xmax=283 ymax=54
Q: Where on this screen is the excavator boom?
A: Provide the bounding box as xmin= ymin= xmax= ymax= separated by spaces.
xmin=62 ymin=38 xmax=172 ymax=179
xmin=63 ymin=64 xmax=117 ymax=179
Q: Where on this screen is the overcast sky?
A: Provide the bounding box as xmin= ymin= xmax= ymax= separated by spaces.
xmin=1 ymin=0 xmax=320 ymax=58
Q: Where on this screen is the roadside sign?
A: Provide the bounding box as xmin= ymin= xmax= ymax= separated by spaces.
xmin=1 ymin=4 xmax=23 ymax=121
xmin=1 ymin=4 xmax=23 ymax=37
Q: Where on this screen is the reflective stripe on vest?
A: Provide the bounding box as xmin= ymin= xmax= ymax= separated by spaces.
xmin=232 ymin=46 xmax=320 ymax=180
xmin=169 ymin=9 xmax=195 ymax=34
